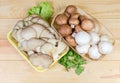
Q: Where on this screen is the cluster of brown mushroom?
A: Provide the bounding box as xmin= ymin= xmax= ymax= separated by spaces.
xmin=55 ymin=5 xmax=95 ymax=47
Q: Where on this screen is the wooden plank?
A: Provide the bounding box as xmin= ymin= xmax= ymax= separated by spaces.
xmin=99 ymin=19 xmax=120 ymax=38
xmin=0 ymin=19 xmax=120 ymax=40
xmin=0 ymin=0 xmax=120 ymax=4
xmin=0 ymin=40 xmax=24 ymax=61
xmin=0 ymin=19 xmax=18 ymax=40
xmin=0 ymin=61 xmax=120 ymax=83
xmin=0 ymin=0 xmax=120 ymax=19
xmin=80 ymin=61 xmax=120 ymax=83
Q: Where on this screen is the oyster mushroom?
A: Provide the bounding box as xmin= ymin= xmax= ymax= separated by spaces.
xmin=29 ymin=53 xmax=53 ymax=68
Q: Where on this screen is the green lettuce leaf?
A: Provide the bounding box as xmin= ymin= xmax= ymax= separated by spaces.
xmin=28 ymin=2 xmax=53 ymax=20
xmin=28 ymin=6 xmax=41 ymax=15
xmin=39 ymin=2 xmax=53 ymax=20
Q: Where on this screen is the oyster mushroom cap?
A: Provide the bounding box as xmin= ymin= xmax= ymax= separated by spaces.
xmin=17 ymin=20 xmax=24 ymax=28
xmin=40 ymin=43 xmax=54 ymax=55
xmin=30 ymin=24 xmax=45 ymax=38
xmin=29 ymin=53 xmax=53 ymax=68
xmin=21 ymin=27 xmax=37 ymax=40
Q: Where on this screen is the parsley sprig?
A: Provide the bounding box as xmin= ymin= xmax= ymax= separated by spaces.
xmin=59 ymin=49 xmax=86 ymax=75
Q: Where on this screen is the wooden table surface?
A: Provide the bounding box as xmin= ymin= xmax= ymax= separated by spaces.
xmin=0 ymin=0 xmax=120 ymax=83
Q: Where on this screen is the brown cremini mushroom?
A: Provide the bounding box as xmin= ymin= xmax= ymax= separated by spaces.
xmin=64 ymin=12 xmax=70 ymax=18
xmin=75 ymin=25 xmax=83 ymax=33
xmin=65 ymin=5 xmax=77 ymax=14
xmin=58 ymin=24 xmax=72 ymax=37
xmin=79 ymin=15 xmax=86 ymax=22
xmin=71 ymin=13 xmax=80 ymax=18
xmin=69 ymin=18 xmax=79 ymax=25
xmin=55 ymin=14 xmax=68 ymax=25
xmin=65 ymin=35 xmax=77 ymax=47
xmin=81 ymin=19 xmax=95 ymax=31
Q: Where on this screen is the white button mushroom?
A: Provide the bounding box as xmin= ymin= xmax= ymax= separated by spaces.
xmin=88 ymin=45 xmax=102 ymax=59
xmin=75 ymin=31 xmax=91 ymax=45
xmin=89 ymin=31 xmax=100 ymax=45
xmin=92 ymin=23 xmax=99 ymax=33
xmin=76 ymin=44 xmax=90 ymax=54
xmin=98 ymin=41 xmax=113 ymax=54
xmin=100 ymin=35 xmax=109 ymax=42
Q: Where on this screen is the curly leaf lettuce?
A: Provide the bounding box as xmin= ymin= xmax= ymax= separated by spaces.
xmin=28 ymin=2 xmax=53 ymax=20
xmin=39 ymin=2 xmax=53 ymax=20
xmin=28 ymin=6 xmax=41 ymax=15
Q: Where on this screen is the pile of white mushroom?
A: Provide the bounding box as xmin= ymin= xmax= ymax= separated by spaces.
xmin=55 ymin=5 xmax=113 ymax=60
xmin=75 ymin=31 xmax=113 ymax=60
xmin=12 ymin=15 xmax=68 ymax=68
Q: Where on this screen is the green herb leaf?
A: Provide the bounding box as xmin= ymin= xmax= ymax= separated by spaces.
xmin=68 ymin=50 xmax=74 ymax=56
xmin=59 ymin=49 xmax=86 ymax=75
xmin=27 ymin=2 xmax=53 ymax=20
xmin=75 ymin=65 xmax=84 ymax=75
xmin=39 ymin=2 xmax=53 ymax=20
xmin=28 ymin=6 xmax=41 ymax=15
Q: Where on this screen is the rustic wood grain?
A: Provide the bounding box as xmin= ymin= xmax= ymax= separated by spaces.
xmin=0 ymin=61 xmax=120 ymax=83
xmin=0 ymin=0 xmax=120 ymax=19
xmin=0 ymin=0 xmax=120 ymax=83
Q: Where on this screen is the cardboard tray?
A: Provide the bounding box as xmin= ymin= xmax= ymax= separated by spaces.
xmin=51 ymin=6 xmax=115 ymax=61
